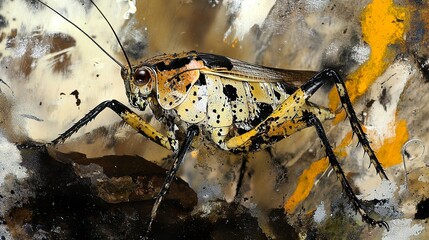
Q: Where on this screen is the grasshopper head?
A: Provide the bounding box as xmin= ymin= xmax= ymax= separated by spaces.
xmin=121 ymin=65 xmax=157 ymax=111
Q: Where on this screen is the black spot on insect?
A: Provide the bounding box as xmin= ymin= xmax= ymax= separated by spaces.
xmin=216 ymin=120 xmax=220 ymax=124
xmin=193 ymin=91 xmax=197 ymax=96
xmin=274 ymin=90 xmax=281 ymax=100
xmin=169 ymin=102 xmax=173 ymax=106
xmin=217 ymin=132 xmax=221 ymax=136
xmin=195 ymin=74 xmax=207 ymax=85
xmin=156 ymin=57 xmax=192 ymax=71
xmin=213 ymin=109 xmax=217 ymax=113
xmin=185 ymin=83 xmax=191 ymax=92
xmin=217 ymin=114 xmax=221 ymax=119
xmin=236 ymin=127 xmax=247 ymax=135
xmin=251 ymin=103 xmax=273 ymax=126
xmin=196 ymin=52 xmax=233 ymax=70
xmin=223 ymin=84 xmax=238 ymax=101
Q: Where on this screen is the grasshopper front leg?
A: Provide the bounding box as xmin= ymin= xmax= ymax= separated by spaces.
xmin=144 ymin=125 xmax=199 ymax=239
xmin=18 ymin=100 xmax=178 ymax=152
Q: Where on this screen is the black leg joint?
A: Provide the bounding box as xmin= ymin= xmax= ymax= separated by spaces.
xmin=301 ymin=68 xmax=341 ymax=95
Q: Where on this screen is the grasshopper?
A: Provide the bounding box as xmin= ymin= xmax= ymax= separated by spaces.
xmin=21 ymin=0 xmax=390 ymax=237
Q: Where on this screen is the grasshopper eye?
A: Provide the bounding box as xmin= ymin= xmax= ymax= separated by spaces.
xmin=134 ymin=68 xmax=151 ymax=86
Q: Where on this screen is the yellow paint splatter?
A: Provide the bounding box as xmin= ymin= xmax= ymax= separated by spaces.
xmin=284 ymin=157 xmax=329 ymax=213
xmin=285 ymin=132 xmax=353 ymax=213
xmin=375 ymin=120 xmax=409 ymax=168
xmin=329 ymin=0 xmax=409 ymax=112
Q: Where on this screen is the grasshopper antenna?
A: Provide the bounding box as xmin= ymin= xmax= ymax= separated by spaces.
xmin=88 ymin=0 xmax=133 ymax=72
xmin=36 ymin=0 xmax=130 ymax=71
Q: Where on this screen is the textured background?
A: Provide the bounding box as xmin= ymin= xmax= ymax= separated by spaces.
xmin=1 ymin=0 xmax=428 ymax=239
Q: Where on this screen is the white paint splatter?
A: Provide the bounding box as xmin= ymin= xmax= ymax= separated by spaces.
xmin=360 ymin=179 xmax=396 ymax=200
xmin=305 ymin=0 xmax=330 ymax=11
xmin=366 ymin=60 xmax=414 ymax=140
xmin=0 ymin=133 xmax=30 ymax=238
xmin=118 ymin=0 xmax=136 ymax=19
xmin=382 ymin=219 xmax=424 ymax=240
xmin=351 ymin=43 xmax=370 ymax=64
xmin=0 ymin=133 xmax=27 ymax=184
xmin=223 ymin=0 xmax=276 ymax=41
xmin=313 ymin=201 xmax=326 ymax=223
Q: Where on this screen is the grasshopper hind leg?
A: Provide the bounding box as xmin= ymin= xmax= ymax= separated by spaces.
xmin=301 ymin=69 xmax=388 ymax=180
xmin=305 ymin=112 xmax=389 ymax=230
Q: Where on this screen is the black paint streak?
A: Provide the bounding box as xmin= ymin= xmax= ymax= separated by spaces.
xmin=378 ymin=87 xmax=390 ymax=111
xmin=70 ymin=89 xmax=81 ymax=106
xmin=415 ymin=198 xmax=429 ymax=219
xmin=366 ymin=99 xmax=375 ymax=108
xmin=21 ymin=114 xmax=44 ymax=122
xmin=0 ymin=15 xmax=7 ymax=29
xmin=416 ymin=56 xmax=429 ymax=83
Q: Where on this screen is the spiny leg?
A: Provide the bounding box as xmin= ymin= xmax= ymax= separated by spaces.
xmin=301 ymin=69 xmax=388 ymax=180
xmin=18 ymin=100 xmax=177 ymax=151
xmin=144 ymin=125 xmax=199 ymax=239
xmin=306 ymin=112 xmax=388 ymax=230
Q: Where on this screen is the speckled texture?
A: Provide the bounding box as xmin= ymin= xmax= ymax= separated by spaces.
xmin=1 ymin=0 xmax=428 ymax=239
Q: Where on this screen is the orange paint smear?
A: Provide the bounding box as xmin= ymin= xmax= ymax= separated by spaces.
xmin=376 ymin=120 xmax=409 ymax=168
xmin=329 ymin=0 xmax=409 ymax=117
xmin=284 ymin=120 xmax=408 ymax=213
xmin=285 ymin=132 xmax=353 ymax=213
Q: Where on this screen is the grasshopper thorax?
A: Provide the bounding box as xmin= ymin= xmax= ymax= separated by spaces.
xmin=121 ymin=65 xmax=157 ymax=111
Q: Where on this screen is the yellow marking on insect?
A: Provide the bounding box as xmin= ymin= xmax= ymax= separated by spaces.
xmin=285 ymin=131 xmax=353 ymax=213
xmin=329 ymin=0 xmax=410 ymax=114
xmin=226 ymin=89 xmax=306 ymax=149
xmin=249 ymin=82 xmax=273 ymax=104
xmin=121 ymin=112 xmax=173 ymax=150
